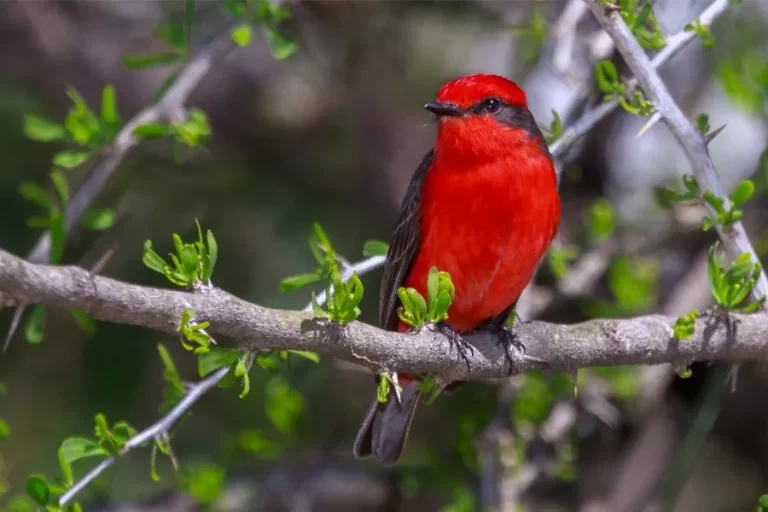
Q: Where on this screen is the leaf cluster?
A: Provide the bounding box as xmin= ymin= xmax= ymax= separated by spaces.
xmin=397 ymin=267 xmax=456 ymax=329
xmin=595 ymin=60 xmax=653 ymax=116
xmin=27 ymin=414 xmax=137 ymax=511
xmin=142 ymin=220 xmax=218 ymax=288
xmin=221 ymin=0 xmax=297 ymax=59
xmin=708 ymin=244 xmax=765 ymax=313
xmin=616 ymin=0 xmax=665 ymax=50
xmin=280 ymin=223 xmax=365 ymax=324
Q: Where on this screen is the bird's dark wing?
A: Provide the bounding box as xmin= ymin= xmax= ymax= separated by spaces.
xmin=379 ymin=149 xmax=434 ymax=330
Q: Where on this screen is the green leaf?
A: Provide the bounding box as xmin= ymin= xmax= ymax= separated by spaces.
xmin=588 ymin=198 xmax=615 ymax=242
xmin=53 ymin=151 xmax=90 ymax=169
xmin=701 ymin=216 xmax=717 ymax=231
xmin=20 ymin=182 xmax=53 ymax=211
xmin=80 ymin=208 xmax=115 ymax=231
xmin=100 ymin=85 xmax=118 ymax=125
xmin=23 ymin=116 xmax=67 ymax=142
xmin=173 ymin=108 xmax=211 ymax=147
xmin=362 ymin=239 xmax=389 ymax=257
xmin=255 ymin=353 xmax=279 ymax=372
xmin=427 ymin=266 xmax=439 ymax=314
xmin=111 ymin=421 xmax=136 ymax=449
xmin=158 ymin=344 xmax=184 ymax=412
xmin=377 ymin=375 xmax=390 ymax=403
xmin=155 ymin=18 xmax=188 ymax=52
xmin=204 ymin=229 xmax=218 ymax=281
xmin=94 ymin=413 xmax=110 ymax=444
xmin=310 ymin=292 xmax=329 ymax=319
xmin=25 ymin=305 xmax=47 ymax=344
xmin=26 ymin=475 xmax=50 ymax=506
xmin=150 ymin=442 xmax=161 ymax=482
xmin=730 ymin=180 xmax=754 ymax=207
xmin=70 ymin=309 xmax=97 ymax=337
xmin=262 ymin=26 xmax=297 ymax=60
xmin=221 ymin=0 xmax=247 ymax=17
xmin=0 ymin=418 xmax=9 ymax=441
xmin=143 ymin=240 xmax=169 ymax=275
xmin=235 ymin=357 xmax=250 ymax=398
xmin=595 ymin=60 xmax=618 ymax=93
xmin=179 ymin=463 xmax=225 ymax=505
xmin=266 ymin=377 xmax=304 ymax=434
xmin=237 ymin=430 xmax=280 ymax=457
xmin=695 ymin=113 xmax=710 ymax=134
xmin=133 ymin=123 xmax=171 ymax=139
xmin=548 ymin=245 xmax=580 ymax=279
xmin=180 ymin=245 xmax=200 ymax=281
xmin=122 ymin=52 xmax=182 ymax=69
xmin=759 ymin=494 xmax=768 ymax=510
xmin=287 ymin=350 xmax=320 ymax=363
xmin=739 ymin=297 xmax=765 ymax=313
xmin=49 ymin=171 xmax=69 ymax=205
xmin=198 ymin=347 xmax=240 ymax=377
xmin=279 ymin=271 xmax=323 ymax=292
xmin=59 ymin=437 xmax=110 ymax=466
xmin=231 ymin=24 xmax=253 ymax=47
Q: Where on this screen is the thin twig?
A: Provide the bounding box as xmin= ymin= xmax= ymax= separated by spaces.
xmin=3 ymin=27 xmax=238 ymax=352
xmin=58 ymin=350 xmax=255 ymax=507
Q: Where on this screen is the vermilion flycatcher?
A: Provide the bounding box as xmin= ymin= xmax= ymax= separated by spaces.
xmin=353 ymin=74 xmax=561 ymax=464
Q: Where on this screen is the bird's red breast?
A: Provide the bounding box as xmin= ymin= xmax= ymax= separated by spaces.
xmin=398 ymin=74 xmax=560 ymax=333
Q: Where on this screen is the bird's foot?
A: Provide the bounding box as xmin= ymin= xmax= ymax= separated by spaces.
xmin=492 ymin=326 xmax=547 ymax=374
xmin=426 ymin=322 xmax=474 ymax=373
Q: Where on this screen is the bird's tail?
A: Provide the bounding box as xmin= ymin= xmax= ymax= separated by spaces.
xmin=353 ymin=375 xmax=421 ymax=465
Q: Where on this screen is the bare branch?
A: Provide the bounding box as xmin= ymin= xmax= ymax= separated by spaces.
xmin=1 ymin=248 xmax=767 ymax=383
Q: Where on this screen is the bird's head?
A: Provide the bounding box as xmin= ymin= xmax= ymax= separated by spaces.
xmin=425 ymin=74 xmax=548 ymax=164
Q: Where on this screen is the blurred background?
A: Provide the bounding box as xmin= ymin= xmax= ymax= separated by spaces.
xmin=1 ymin=0 xmax=767 ymax=510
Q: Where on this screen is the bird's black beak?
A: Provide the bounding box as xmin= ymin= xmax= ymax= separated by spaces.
xmin=424 ymin=102 xmax=464 ymax=118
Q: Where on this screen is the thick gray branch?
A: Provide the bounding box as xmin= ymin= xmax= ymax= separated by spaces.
xmin=1 ymin=248 xmax=766 ymax=383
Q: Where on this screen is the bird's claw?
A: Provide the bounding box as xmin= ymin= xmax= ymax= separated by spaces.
xmin=494 ymin=326 xmax=538 ymax=375
xmin=428 ymin=322 xmax=474 ymax=373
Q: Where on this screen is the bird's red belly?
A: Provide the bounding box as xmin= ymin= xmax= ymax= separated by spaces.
xmin=402 ymin=162 xmax=559 ymax=333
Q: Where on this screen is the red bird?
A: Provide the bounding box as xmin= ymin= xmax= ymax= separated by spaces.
xmin=353 ymin=74 xmax=561 ymax=464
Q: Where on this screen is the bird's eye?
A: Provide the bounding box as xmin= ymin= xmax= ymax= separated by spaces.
xmin=483 ymin=98 xmax=500 ymax=113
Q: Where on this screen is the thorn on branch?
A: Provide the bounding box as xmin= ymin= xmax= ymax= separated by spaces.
xmin=636 ymin=111 xmax=662 ymax=138
xmin=704 ymin=124 xmax=727 ymax=145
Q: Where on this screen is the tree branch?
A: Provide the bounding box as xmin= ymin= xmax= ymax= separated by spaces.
xmin=58 ymin=363 xmax=234 ymax=507
xmin=583 ymin=0 xmax=767 ymax=299
xmin=1 ymin=248 xmax=766 ymax=383
xmin=549 ymin=0 xmax=731 ymax=160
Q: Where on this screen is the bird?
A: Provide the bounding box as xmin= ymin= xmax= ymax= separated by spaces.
xmin=352 ymin=74 xmax=561 ymax=465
